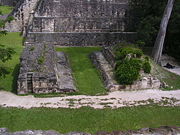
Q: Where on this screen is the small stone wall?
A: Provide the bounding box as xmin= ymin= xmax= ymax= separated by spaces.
xmin=1 ymin=126 xmax=180 ymax=135
xmin=91 ymin=51 xmax=161 ymax=91
xmin=56 ymin=52 xmax=77 ymax=92
xmin=102 ymin=47 xmax=116 ymax=68
xmin=26 ymin=32 xmax=136 ymax=46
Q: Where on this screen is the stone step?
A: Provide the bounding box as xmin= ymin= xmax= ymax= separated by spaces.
xmin=55 ymin=52 xmax=77 ymax=92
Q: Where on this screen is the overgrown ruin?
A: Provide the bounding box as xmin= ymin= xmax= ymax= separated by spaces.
xmin=91 ymin=48 xmax=161 ymax=91
xmin=3 ymin=0 xmax=159 ymax=94
xmin=11 ymin=0 xmax=135 ymax=94
xmin=18 ymin=43 xmax=76 ymax=94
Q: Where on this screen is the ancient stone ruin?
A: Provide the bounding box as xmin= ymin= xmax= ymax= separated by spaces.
xmin=14 ymin=0 xmax=137 ymax=94
xmin=0 ymin=0 xmax=19 ymax=7
xmin=18 ymin=43 xmax=76 ymax=94
xmin=91 ymin=47 xmax=161 ymax=91
xmin=26 ymin=0 xmax=135 ymax=46
xmin=5 ymin=0 xmax=136 ymax=43
xmin=4 ymin=0 xmax=159 ymax=94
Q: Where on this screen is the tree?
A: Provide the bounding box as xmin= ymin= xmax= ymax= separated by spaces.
xmin=0 ymin=9 xmax=15 ymax=77
xmin=152 ymin=0 xmax=175 ymax=64
xmin=129 ymin=0 xmax=179 ymax=62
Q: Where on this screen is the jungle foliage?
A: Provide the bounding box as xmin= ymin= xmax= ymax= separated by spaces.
xmin=114 ymin=45 xmax=151 ymax=85
xmin=129 ymin=0 xmax=180 ymax=60
xmin=0 ymin=8 xmax=15 ymax=77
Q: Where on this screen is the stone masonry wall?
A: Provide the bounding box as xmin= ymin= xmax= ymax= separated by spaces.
xmin=18 ymin=43 xmax=76 ymax=94
xmin=25 ymin=0 xmax=137 ymax=46
xmin=31 ymin=0 xmax=129 ymax=32
xmin=18 ymin=43 xmax=58 ymax=94
xmin=0 ymin=0 xmax=19 ymax=6
xmin=26 ymin=32 xmax=136 ymax=46
xmin=5 ymin=0 xmax=40 ymax=32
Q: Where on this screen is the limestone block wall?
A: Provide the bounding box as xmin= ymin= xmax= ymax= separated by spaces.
xmin=18 ymin=43 xmax=58 ymax=94
xmin=102 ymin=47 xmax=116 ymax=68
xmin=0 ymin=0 xmax=19 ymax=6
xmin=35 ymin=0 xmax=129 ymax=17
xmin=24 ymin=0 xmax=136 ymax=46
xmin=26 ymin=32 xmax=136 ymax=46
xmin=31 ymin=17 xmax=126 ymax=32
xmin=5 ymin=0 xmax=40 ymax=32
xmin=18 ymin=43 xmax=76 ymax=94
xmin=31 ymin=0 xmax=129 ymax=32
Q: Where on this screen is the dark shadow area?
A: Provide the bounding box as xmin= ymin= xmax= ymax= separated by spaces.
xmin=11 ymin=64 xmax=20 ymax=94
xmin=0 ymin=66 xmax=10 ymax=90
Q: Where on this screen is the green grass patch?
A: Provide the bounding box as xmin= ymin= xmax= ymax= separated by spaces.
xmin=0 ymin=32 xmax=23 ymax=92
xmin=0 ymin=106 xmax=179 ymax=133
xmin=56 ymin=47 xmax=106 ymax=95
xmin=151 ymin=60 xmax=180 ymax=90
xmin=0 ymin=5 xmax=13 ymax=14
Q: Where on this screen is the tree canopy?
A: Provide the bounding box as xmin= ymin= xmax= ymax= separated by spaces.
xmin=0 ymin=9 xmax=15 ymax=77
xmin=129 ymin=0 xmax=180 ymax=61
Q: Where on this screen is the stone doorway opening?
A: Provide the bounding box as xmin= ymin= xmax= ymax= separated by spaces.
xmin=27 ymin=73 xmax=33 ymax=93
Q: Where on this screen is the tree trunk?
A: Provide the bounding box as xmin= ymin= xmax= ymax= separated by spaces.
xmin=152 ymin=0 xmax=175 ymax=64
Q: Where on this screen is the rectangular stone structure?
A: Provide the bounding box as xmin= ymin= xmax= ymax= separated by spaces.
xmin=18 ymin=43 xmax=76 ymax=94
xmin=25 ymin=0 xmax=136 ymax=46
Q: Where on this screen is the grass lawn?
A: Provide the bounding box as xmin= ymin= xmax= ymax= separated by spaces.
xmin=151 ymin=60 xmax=180 ymax=90
xmin=56 ymin=47 xmax=106 ymax=95
xmin=0 ymin=106 xmax=179 ymax=133
xmin=0 ymin=32 xmax=23 ymax=92
xmin=0 ymin=5 xmax=13 ymax=14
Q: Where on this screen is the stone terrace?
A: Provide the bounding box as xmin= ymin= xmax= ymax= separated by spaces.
xmin=26 ymin=0 xmax=136 ymax=46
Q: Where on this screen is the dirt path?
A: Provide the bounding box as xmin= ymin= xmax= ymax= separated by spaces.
xmin=165 ymin=67 xmax=180 ymax=76
xmin=0 ymin=89 xmax=180 ymax=109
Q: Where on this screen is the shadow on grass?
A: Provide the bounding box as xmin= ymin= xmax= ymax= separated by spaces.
xmin=11 ymin=64 xmax=20 ymax=94
xmin=0 ymin=66 xmax=11 ymax=90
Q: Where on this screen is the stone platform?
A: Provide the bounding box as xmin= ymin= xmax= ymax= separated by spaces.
xmin=18 ymin=43 xmax=76 ymax=94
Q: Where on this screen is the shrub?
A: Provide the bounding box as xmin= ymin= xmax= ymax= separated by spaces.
xmin=144 ymin=56 xmax=150 ymax=61
xmin=114 ymin=46 xmax=152 ymax=85
xmin=115 ymin=59 xmax=141 ymax=85
xmin=143 ymin=61 xmax=151 ymax=73
xmin=115 ymin=47 xmax=143 ymax=60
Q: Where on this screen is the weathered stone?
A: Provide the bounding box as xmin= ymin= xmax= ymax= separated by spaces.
xmin=0 ymin=128 xmax=8 ymax=134
xmin=5 ymin=0 xmax=40 ymax=32
xmin=102 ymin=47 xmax=116 ymax=68
xmin=0 ymin=127 xmax=180 ymax=135
xmin=91 ymin=51 xmax=161 ymax=91
xmin=25 ymin=0 xmax=137 ymax=46
xmin=0 ymin=0 xmax=19 ymax=6
xmin=18 ymin=43 xmax=76 ymax=94
xmin=4 ymin=0 xmax=137 ymax=46
xmin=26 ymin=32 xmax=136 ymax=46
xmin=56 ymin=52 xmax=77 ymax=92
